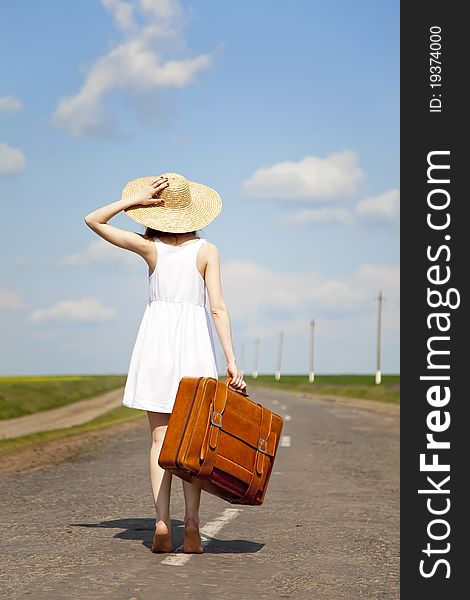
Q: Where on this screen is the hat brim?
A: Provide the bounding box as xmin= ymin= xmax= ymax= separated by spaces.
xmin=122 ymin=176 xmax=222 ymax=233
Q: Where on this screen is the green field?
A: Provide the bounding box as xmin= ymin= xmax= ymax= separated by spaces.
xmin=0 ymin=375 xmax=127 ymax=420
xmin=228 ymin=374 xmax=400 ymax=404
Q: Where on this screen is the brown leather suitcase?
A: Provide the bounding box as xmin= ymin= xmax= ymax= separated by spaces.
xmin=158 ymin=376 xmax=284 ymax=505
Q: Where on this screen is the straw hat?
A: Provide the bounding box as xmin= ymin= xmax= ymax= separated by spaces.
xmin=121 ymin=172 xmax=222 ymax=233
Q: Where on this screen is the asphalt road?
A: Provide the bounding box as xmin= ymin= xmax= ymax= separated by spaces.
xmin=0 ymin=386 xmax=399 ymax=600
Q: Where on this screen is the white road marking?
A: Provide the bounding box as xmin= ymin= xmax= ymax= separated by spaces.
xmin=284 ymin=414 xmax=292 ymax=421
xmin=272 ymin=400 xmax=279 ymax=405
xmin=161 ymin=507 xmax=243 ymax=566
xmin=280 ymin=435 xmax=291 ymax=447
xmin=280 ymin=404 xmax=287 ymax=410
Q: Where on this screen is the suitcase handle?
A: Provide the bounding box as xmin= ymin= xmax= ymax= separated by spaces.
xmin=226 ymin=376 xmax=249 ymax=397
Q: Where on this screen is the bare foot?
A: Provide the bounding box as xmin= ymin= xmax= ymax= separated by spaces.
xmin=151 ymin=519 xmax=174 ymax=553
xmin=183 ymin=517 xmax=203 ymax=553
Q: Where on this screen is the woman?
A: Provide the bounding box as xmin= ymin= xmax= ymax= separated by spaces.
xmin=84 ymin=172 xmax=247 ymax=554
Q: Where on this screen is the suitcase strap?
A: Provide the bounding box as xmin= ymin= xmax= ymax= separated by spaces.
xmin=198 ymin=379 xmax=228 ymax=479
xmin=239 ymin=406 xmax=273 ymax=503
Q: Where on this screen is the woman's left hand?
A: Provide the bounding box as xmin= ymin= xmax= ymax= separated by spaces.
xmin=227 ymin=361 xmax=247 ymax=391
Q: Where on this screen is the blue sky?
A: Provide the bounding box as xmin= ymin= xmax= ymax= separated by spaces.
xmin=0 ymin=0 xmax=399 ymax=376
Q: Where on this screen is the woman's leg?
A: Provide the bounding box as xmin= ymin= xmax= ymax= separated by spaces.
xmin=181 ymin=477 xmax=204 ymax=553
xmin=147 ymin=411 xmax=173 ymax=551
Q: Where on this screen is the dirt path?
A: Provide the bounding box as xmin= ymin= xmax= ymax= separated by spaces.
xmin=0 ymin=385 xmax=399 ymax=599
xmin=0 ymin=388 xmax=124 ymax=440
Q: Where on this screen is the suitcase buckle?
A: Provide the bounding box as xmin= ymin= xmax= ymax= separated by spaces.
xmin=258 ymin=437 xmax=268 ymax=454
xmin=211 ymin=410 xmax=223 ymax=427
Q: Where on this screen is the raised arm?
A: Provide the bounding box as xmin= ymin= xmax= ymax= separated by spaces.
xmin=204 ymin=243 xmax=246 ymax=391
xmin=84 ymin=176 xmax=169 ymax=262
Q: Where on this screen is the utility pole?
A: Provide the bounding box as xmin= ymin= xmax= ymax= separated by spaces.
xmin=275 ymin=332 xmax=284 ymax=381
xmin=375 ymin=291 xmax=384 ymax=384
xmin=309 ymin=319 xmax=315 ymax=383
xmin=252 ymin=338 xmax=260 ymax=379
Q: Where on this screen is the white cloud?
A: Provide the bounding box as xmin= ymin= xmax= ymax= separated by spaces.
xmin=220 ymin=259 xmax=399 ymax=326
xmin=0 ymin=289 xmax=26 ymax=309
xmin=217 ymin=261 xmax=400 ymax=366
xmin=52 ymin=0 xmax=212 ymax=138
xmin=280 ymin=188 xmax=400 ymax=231
xmin=242 ymin=150 xmax=364 ymax=201
xmin=137 ymin=0 xmax=185 ymax=23
xmin=356 ymin=264 xmax=400 ymax=298
xmin=282 ymin=207 xmax=353 ymax=227
xmin=0 ymin=95 xmax=22 ymax=113
xmin=29 ymin=297 xmax=117 ymax=323
xmin=0 ymin=141 xmax=26 ymax=175
xmin=102 ymin=0 xmax=136 ymax=31
xmin=59 ymin=238 xmax=140 ymax=268
xmin=357 ymin=188 xmax=400 ymax=225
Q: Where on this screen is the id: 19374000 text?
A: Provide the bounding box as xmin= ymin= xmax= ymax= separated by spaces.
xmin=429 ymin=25 xmax=443 ymax=113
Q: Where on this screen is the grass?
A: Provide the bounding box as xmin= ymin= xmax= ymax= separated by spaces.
xmin=0 ymin=374 xmax=127 ymax=420
xmin=0 ymin=405 xmax=144 ymax=456
xmin=230 ymin=374 xmax=400 ymax=404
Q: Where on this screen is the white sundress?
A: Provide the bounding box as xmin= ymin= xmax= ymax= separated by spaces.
xmin=122 ymin=236 xmax=219 ymax=413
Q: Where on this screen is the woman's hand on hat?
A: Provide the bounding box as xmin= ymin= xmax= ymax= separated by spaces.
xmin=131 ymin=176 xmax=169 ymax=206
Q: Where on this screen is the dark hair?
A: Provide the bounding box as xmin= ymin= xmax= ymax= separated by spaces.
xmin=143 ymin=227 xmax=202 ymax=238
